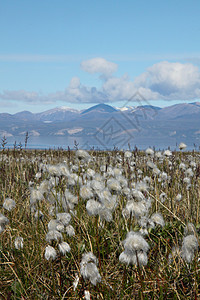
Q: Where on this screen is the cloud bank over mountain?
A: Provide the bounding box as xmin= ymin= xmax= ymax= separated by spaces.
xmin=134 ymin=61 xmax=200 ymax=100
xmin=1 ymin=58 xmax=200 ymax=105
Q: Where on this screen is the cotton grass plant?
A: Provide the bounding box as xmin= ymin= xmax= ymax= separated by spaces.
xmin=0 ymin=146 xmax=199 ymax=299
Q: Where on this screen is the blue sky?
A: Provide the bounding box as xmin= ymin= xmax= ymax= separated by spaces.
xmin=0 ymin=0 xmax=200 ymax=113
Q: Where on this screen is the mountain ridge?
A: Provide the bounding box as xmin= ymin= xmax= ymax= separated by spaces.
xmin=3 ymin=101 xmax=199 ymax=118
xmin=0 ymin=102 xmax=200 ymax=148
xmin=81 ymin=103 xmax=117 ymax=114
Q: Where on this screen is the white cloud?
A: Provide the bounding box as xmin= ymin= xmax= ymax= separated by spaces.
xmin=134 ymin=61 xmax=200 ymax=99
xmin=47 ymin=77 xmax=107 ymax=103
xmin=102 ymin=74 xmax=136 ymax=100
xmin=101 ymin=74 xmax=160 ymax=102
xmin=1 ymin=59 xmax=200 ymax=105
xmin=80 ymin=57 xmax=118 ymax=76
xmin=0 ymin=90 xmax=41 ymax=102
xmin=102 ymin=61 xmax=200 ymax=102
xmin=68 ymin=77 xmax=81 ymax=89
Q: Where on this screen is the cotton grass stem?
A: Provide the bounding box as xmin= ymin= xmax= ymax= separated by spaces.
xmin=51 ymin=261 xmax=56 ymax=296
xmin=120 ymin=266 xmax=127 ymax=298
xmin=37 ymin=203 xmax=41 ymax=257
xmin=135 ymin=251 xmax=145 ymax=300
xmin=59 ymin=254 xmax=63 ymax=299
xmin=95 ymin=216 xmax=101 ymax=270
xmin=196 ymin=190 xmax=200 ymax=226
xmin=128 ymin=211 xmax=132 ymax=231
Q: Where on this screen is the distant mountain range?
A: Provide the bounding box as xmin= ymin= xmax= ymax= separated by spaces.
xmin=0 ymin=102 xmax=200 ymax=149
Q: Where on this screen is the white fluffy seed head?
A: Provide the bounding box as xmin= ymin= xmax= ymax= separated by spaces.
xmin=48 ymin=219 xmax=60 ymax=231
xmin=57 ymin=163 xmax=70 ymax=176
xmin=81 ymin=251 xmax=98 ymax=265
xmin=76 ymin=150 xmax=91 ymax=162
xmin=160 ymin=172 xmax=168 ymax=181
xmin=125 ymin=201 xmax=147 ymax=219
xmin=155 ymin=151 xmax=163 ymax=159
xmin=45 ymin=230 xmax=63 ymax=243
xmin=80 ymin=185 xmax=93 ymax=200
xmin=124 ymin=151 xmax=132 ymax=158
xmin=183 ymin=177 xmax=190 ymax=185
xmin=86 ymin=168 xmax=95 ymax=178
xmin=147 ymin=161 xmax=156 ymax=169
xmin=14 ymin=237 xmax=24 ymax=250
xmin=179 ymin=163 xmax=186 ymax=170
xmin=153 ymin=167 xmax=160 ymax=176
xmin=97 ymin=188 xmax=111 ymax=202
xmin=119 ymin=231 xmax=150 ymax=266
xmin=159 ymin=192 xmax=167 ymax=203
xmin=136 ymin=181 xmax=149 ymax=193
xmin=35 ymin=172 xmax=42 ymax=179
xmin=73 ymin=274 xmax=79 ymax=291
xmin=84 ymin=290 xmax=90 ymax=300
xmin=117 ymin=176 xmax=128 ymax=188
xmin=113 ymin=168 xmax=122 ymax=177
xmin=137 ymin=251 xmax=148 ymax=266
xmin=181 ymin=235 xmax=198 ymax=263
xmin=100 ymin=194 xmax=117 ymax=211
xmin=123 ymin=231 xmax=150 ymax=253
xmin=44 ymin=245 xmax=57 ymax=261
xmin=90 ymin=179 xmax=105 ymax=192
xmin=145 ymin=148 xmax=154 ymax=156
xmin=46 ymin=164 xmax=61 ymax=177
xmin=80 ymin=252 xmax=101 ymax=286
xmin=182 ymin=235 xmax=199 ymax=253
xmin=100 ymin=165 xmax=106 ymax=172
xmin=179 ymin=142 xmax=187 ymax=150
xmin=3 ymin=198 xmax=16 ymax=211
xmin=99 ymin=207 xmax=113 ymax=222
xmin=163 ymin=150 xmax=172 ymax=157
xmin=119 ymin=249 xmax=148 ymax=266
xmin=56 ymin=213 xmax=71 ymax=226
xmin=58 ymin=242 xmax=71 ymax=255
xmin=30 ymin=188 xmax=44 ymax=205
xmin=150 ymin=212 xmax=165 ymax=227
xmin=81 ymin=262 xmax=101 ymax=285
xmin=185 ymin=168 xmax=194 ymax=177
xmin=86 ymin=200 xmax=102 ymax=216
xmin=65 ymin=225 xmax=75 ymax=236
xmin=175 ymin=194 xmax=182 ymax=202
xmin=0 ymin=213 xmax=9 ymax=227
xmin=132 ymin=189 xmax=145 ymax=201
xmin=119 ymin=251 xmax=135 ymax=265
xmin=190 ymin=161 xmax=196 ymax=168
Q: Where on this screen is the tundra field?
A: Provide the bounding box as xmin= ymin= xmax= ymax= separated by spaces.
xmin=0 ymin=147 xmax=200 ymax=299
